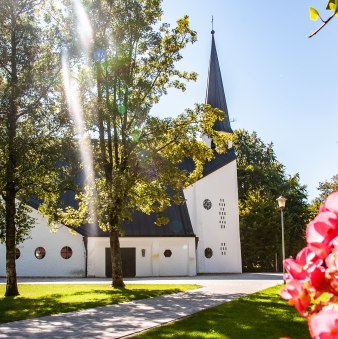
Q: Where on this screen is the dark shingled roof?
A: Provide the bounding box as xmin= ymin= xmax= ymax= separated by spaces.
xmin=28 ymin=191 xmax=194 ymax=238
xmin=76 ymin=202 xmax=194 ymax=237
xmin=74 ymin=149 xmax=236 ymax=237
xmin=206 ymin=31 xmax=233 ymax=133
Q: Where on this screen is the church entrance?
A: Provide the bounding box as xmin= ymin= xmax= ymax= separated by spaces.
xmin=105 ymin=247 xmax=136 ymax=278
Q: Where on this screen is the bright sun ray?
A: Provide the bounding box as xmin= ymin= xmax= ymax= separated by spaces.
xmin=73 ymin=0 xmax=93 ymax=56
xmin=62 ymin=50 xmax=97 ymax=224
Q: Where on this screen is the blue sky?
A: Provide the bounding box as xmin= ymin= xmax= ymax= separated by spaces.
xmin=151 ymin=0 xmax=338 ymax=201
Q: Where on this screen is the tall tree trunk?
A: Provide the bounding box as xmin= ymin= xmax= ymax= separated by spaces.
xmin=5 ymin=189 xmax=18 ymax=297
xmin=109 ymin=227 xmax=125 ymax=288
xmin=96 ymin=56 xmax=125 ymax=288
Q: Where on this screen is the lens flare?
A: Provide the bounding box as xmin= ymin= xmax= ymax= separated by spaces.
xmin=62 ymin=50 xmax=96 ymax=223
xmin=73 ymin=0 xmax=93 ymax=56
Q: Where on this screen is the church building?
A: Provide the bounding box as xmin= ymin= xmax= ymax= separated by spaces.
xmin=0 ymin=31 xmax=242 ymax=278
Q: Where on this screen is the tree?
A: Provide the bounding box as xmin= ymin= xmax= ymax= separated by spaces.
xmin=308 ymin=0 xmax=338 ymax=37
xmin=233 ymin=130 xmax=310 ymax=271
xmin=0 ymin=0 xmax=73 ymax=296
xmin=315 ymin=174 xmax=338 ymax=202
xmin=309 ymin=174 xmax=338 ymax=217
xmin=53 ymin=0 xmax=230 ymax=287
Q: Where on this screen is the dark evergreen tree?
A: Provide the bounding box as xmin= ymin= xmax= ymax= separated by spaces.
xmin=233 ymin=130 xmax=310 ymax=271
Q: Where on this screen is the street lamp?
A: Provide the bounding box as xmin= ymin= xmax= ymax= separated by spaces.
xmin=276 ymin=196 xmax=287 ymax=284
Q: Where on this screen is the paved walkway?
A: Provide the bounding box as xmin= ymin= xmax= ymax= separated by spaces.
xmin=0 ymin=273 xmax=282 ymax=338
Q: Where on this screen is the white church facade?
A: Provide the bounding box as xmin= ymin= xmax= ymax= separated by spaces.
xmin=0 ymin=32 xmax=242 ymax=278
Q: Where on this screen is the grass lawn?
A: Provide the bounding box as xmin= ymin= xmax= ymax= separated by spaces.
xmin=0 ymin=283 xmax=199 ymax=324
xmin=134 ymin=285 xmax=310 ymax=339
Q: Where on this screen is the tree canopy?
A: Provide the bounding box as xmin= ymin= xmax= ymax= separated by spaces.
xmin=309 ymin=174 xmax=338 ymax=218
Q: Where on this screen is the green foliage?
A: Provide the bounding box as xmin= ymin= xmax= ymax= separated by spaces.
xmin=0 ymin=201 xmax=34 ymax=244
xmin=0 ymin=283 xmax=199 ymax=323
xmin=239 ymin=190 xmax=280 ymax=271
xmin=233 ymin=130 xmax=310 ymax=271
xmin=315 ymin=174 xmax=338 ymax=202
xmin=309 ymin=174 xmax=338 ymax=218
xmin=134 ymin=285 xmax=309 ymax=339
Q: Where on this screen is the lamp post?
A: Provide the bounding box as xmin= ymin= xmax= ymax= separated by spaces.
xmin=276 ymin=196 xmax=287 ymax=284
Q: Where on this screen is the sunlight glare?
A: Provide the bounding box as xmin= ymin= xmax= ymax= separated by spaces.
xmin=62 ymin=50 xmax=97 ymax=224
xmin=73 ymin=0 xmax=93 ymax=55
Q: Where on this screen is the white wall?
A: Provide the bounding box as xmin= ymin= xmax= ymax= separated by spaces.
xmin=0 ymin=208 xmax=86 ymax=277
xmin=87 ymin=237 xmax=196 ymax=277
xmin=184 ymin=159 xmax=242 ymax=273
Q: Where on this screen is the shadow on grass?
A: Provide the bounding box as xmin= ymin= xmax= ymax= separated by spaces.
xmin=0 ymin=287 xmax=183 ymax=324
xmin=135 ymin=289 xmax=310 ymax=339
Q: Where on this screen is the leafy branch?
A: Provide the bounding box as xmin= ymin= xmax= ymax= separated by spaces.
xmin=308 ymin=0 xmax=338 ymax=38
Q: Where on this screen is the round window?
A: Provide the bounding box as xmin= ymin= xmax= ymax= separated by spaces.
xmin=164 ymin=249 xmax=172 ymax=258
xmin=15 ymin=248 xmax=20 ymax=260
xmin=203 ymin=199 xmax=212 ymax=210
xmin=205 ymin=247 xmax=213 ymax=259
xmin=35 ymin=247 xmax=46 ymax=260
xmin=60 ymin=246 xmax=73 ymax=259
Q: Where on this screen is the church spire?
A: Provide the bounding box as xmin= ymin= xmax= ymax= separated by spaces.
xmin=205 ymin=28 xmax=233 ymax=134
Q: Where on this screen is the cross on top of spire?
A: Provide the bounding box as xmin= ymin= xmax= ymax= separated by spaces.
xmin=211 ymin=16 xmax=215 ymax=35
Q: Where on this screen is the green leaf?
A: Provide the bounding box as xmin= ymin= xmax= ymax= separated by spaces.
xmin=326 ymin=0 xmax=335 ymax=10
xmin=309 ymin=7 xmax=320 ymax=21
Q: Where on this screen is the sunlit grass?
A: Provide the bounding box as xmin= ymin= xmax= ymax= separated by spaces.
xmin=0 ymin=284 xmax=199 ymax=324
xmin=134 ymin=285 xmax=310 ymax=339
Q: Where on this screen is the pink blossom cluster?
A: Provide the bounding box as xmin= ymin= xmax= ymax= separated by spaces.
xmin=280 ymin=192 xmax=338 ymax=338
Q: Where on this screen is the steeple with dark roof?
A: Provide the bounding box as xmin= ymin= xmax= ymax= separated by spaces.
xmin=205 ymin=30 xmax=233 ymax=134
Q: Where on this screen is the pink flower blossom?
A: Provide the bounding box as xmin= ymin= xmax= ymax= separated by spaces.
xmin=308 ymin=310 xmax=338 ymax=339
xmin=306 ymin=211 xmax=338 ymax=259
xmin=284 ymin=247 xmax=319 ymax=281
xmin=308 ymin=265 xmax=328 ymax=294
xmin=280 ymin=280 xmax=311 ymax=316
